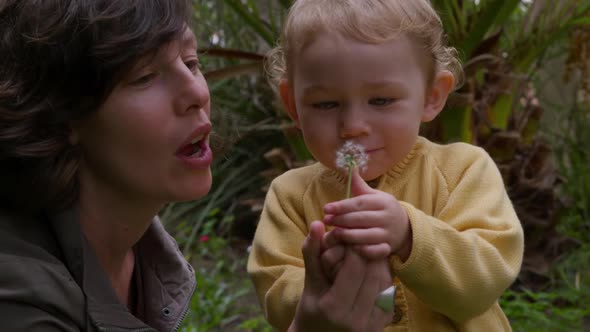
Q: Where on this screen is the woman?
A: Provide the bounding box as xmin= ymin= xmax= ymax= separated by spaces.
xmin=0 ymin=0 xmax=387 ymax=331
xmin=0 ymin=0 xmax=210 ymax=331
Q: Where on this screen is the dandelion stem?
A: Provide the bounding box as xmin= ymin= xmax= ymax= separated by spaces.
xmin=346 ymin=166 xmax=353 ymax=199
xmin=336 ymin=141 xmax=368 ymax=199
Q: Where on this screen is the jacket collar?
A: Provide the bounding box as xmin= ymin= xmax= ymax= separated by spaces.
xmin=50 ymin=206 xmax=196 ymax=332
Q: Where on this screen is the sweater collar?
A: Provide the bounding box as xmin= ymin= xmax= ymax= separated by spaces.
xmin=327 ymin=137 xmax=424 ymax=188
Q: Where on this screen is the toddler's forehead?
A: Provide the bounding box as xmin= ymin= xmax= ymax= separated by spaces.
xmin=292 ymin=31 xmax=433 ymax=78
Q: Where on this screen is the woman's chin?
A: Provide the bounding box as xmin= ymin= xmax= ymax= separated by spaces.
xmin=188 ymin=176 xmax=213 ymax=200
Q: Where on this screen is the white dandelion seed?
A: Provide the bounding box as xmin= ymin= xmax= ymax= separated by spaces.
xmin=336 ymin=141 xmax=369 ymax=198
xmin=336 ymin=141 xmax=369 ymax=172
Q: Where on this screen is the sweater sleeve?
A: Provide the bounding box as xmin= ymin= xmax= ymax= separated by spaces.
xmin=247 ymin=177 xmax=309 ymax=332
xmin=391 ymin=148 xmax=524 ymax=323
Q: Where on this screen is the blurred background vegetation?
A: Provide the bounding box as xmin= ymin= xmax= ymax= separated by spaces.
xmin=162 ymin=0 xmax=590 ymax=331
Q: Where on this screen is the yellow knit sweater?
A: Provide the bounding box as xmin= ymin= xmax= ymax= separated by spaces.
xmin=247 ymin=137 xmax=524 ymax=331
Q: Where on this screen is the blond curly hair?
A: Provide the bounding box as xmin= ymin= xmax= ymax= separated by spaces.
xmin=266 ymin=0 xmax=463 ymax=90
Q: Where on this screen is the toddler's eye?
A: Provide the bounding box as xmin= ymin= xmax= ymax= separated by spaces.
xmin=312 ymin=101 xmax=339 ymax=110
xmin=369 ymin=98 xmax=395 ymax=106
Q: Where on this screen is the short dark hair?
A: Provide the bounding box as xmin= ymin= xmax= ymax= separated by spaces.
xmin=0 ymin=0 xmax=193 ymax=214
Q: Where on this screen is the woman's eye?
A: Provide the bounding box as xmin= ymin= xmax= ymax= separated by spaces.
xmin=130 ymin=72 xmax=157 ymax=86
xmin=185 ymin=59 xmax=201 ymax=74
xmin=369 ymin=97 xmax=395 ymax=106
xmin=311 ymin=101 xmax=339 ymax=110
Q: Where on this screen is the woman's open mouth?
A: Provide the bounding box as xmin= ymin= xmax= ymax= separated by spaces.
xmin=177 ymin=134 xmax=207 ymax=158
xmin=176 ymin=125 xmax=213 ymax=168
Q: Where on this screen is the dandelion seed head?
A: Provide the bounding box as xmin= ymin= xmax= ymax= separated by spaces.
xmin=336 ymin=141 xmax=369 ymax=172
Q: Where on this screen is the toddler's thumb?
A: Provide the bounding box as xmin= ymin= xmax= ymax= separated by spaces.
xmin=350 ymin=167 xmax=374 ymax=197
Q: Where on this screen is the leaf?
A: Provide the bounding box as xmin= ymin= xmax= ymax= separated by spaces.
xmin=570 ymin=17 xmax=590 ymax=26
xmin=222 ymin=0 xmax=275 ymax=46
xmin=459 ymin=0 xmax=521 ymax=59
xmin=439 ymin=105 xmax=473 ymax=143
xmin=488 ymin=94 xmax=513 ymax=130
xmin=432 ymin=0 xmax=463 ymax=42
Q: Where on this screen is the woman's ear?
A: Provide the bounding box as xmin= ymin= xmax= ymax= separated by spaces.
xmin=279 ymin=79 xmax=301 ymax=128
xmin=422 ymin=70 xmax=455 ymax=122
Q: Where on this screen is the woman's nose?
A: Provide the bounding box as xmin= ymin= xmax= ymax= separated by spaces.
xmin=339 ymin=107 xmax=369 ymax=138
xmin=175 ymin=62 xmax=210 ymax=116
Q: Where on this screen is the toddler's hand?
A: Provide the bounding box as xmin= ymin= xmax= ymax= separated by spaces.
xmin=323 ymin=169 xmax=412 ymax=261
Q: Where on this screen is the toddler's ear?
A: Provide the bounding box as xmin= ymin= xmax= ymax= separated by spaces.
xmin=422 ymin=70 xmax=454 ymax=122
xmin=279 ymin=79 xmax=301 ymax=128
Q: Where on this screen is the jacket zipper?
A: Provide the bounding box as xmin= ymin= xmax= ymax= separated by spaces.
xmin=172 ymin=279 xmax=197 ymax=332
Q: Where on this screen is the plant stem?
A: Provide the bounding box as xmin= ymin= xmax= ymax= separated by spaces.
xmin=346 ymin=166 xmax=353 ymax=199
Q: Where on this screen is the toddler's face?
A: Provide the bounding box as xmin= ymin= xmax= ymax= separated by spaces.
xmin=285 ymin=32 xmax=434 ymax=180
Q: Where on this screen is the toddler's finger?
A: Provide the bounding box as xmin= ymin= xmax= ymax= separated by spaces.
xmin=350 ymin=167 xmax=376 ymax=197
xmin=353 ymin=243 xmax=392 ymax=260
xmin=333 ymin=227 xmax=388 ymax=246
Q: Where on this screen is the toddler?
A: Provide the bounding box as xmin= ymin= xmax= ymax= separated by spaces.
xmin=248 ymin=0 xmax=524 ymax=331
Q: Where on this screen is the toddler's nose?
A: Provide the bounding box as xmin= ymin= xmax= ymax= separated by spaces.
xmin=339 ymin=107 xmax=369 ymax=138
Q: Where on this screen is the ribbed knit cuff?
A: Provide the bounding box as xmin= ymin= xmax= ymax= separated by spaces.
xmin=389 ymin=202 xmax=436 ymax=281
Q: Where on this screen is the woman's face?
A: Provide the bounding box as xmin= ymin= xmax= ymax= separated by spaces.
xmin=73 ymin=29 xmax=213 ymax=207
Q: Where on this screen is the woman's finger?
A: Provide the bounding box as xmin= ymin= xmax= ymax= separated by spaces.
xmin=320 ymin=245 xmax=345 ymax=271
xmin=322 ymin=228 xmax=341 ymax=250
xmin=302 ymin=221 xmax=330 ymax=293
xmin=353 ymin=261 xmax=393 ymax=330
xmin=326 ymin=248 xmax=367 ymax=308
xmin=320 ymin=245 xmax=346 ymax=281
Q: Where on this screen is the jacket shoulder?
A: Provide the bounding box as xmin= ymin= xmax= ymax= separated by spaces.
xmin=0 ymin=212 xmax=85 ymax=329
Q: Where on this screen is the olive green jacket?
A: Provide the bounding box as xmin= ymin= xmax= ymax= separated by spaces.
xmin=0 ymin=207 xmax=196 ymax=332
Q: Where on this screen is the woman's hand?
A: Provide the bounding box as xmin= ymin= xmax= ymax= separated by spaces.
xmin=289 ymin=221 xmax=392 ymax=332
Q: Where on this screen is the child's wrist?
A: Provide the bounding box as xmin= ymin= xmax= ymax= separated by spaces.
xmin=395 ymin=234 xmax=412 ymax=262
xmin=393 ymin=218 xmax=413 ymax=262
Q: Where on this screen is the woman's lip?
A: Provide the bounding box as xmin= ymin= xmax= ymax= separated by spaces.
xmin=177 ymin=122 xmax=212 ymax=153
xmin=176 ymin=141 xmax=213 ymax=168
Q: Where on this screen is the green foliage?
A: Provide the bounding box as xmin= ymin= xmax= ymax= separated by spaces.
xmin=501 ymin=244 xmax=590 ymax=331
xmin=552 ymin=105 xmax=590 ymax=245
xmin=178 ymin=233 xmax=273 ymax=332
xmin=501 ymin=283 xmax=590 ymax=331
xmin=428 ymin=0 xmax=590 ymax=143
